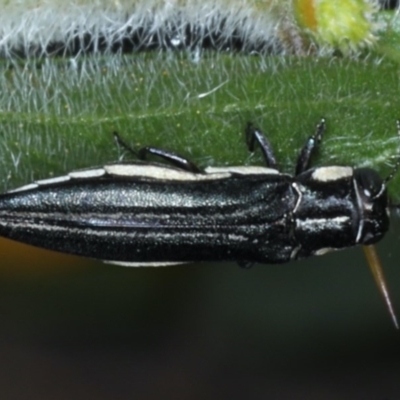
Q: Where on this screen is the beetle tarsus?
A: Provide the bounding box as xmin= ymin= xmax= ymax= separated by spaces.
xmin=113 ymin=131 xmax=139 ymax=157
xmin=295 ymin=118 xmax=326 ymax=175
xmin=137 ymin=146 xmax=202 ymax=173
xmin=113 ymin=131 xmax=201 ymax=173
xmin=245 ymin=123 xmax=278 ymax=169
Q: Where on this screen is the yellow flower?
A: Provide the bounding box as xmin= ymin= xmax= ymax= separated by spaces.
xmin=293 ymin=0 xmax=379 ymax=53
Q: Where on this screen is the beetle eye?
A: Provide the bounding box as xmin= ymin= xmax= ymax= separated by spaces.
xmin=353 ymin=168 xmax=385 ymax=199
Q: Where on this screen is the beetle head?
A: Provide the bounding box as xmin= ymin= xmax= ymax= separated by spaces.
xmin=353 ymin=168 xmax=389 ymax=245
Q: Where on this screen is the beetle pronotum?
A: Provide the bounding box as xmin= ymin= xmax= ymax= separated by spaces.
xmin=0 ymin=119 xmax=398 ymax=326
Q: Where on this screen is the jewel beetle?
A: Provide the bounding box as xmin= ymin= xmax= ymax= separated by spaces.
xmin=0 ymin=119 xmax=398 ymax=326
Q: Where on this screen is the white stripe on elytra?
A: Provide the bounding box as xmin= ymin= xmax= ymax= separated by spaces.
xmin=104 ymin=164 xmax=229 ymax=180
xmin=204 ymin=166 xmax=279 ymax=175
xmin=6 ymin=163 xmax=282 ymax=194
xmin=296 ymin=216 xmax=350 ymax=232
xmin=69 ymin=168 xmax=105 ymax=179
xmin=36 ymin=175 xmax=70 ymax=185
xmin=104 ymin=164 xmax=279 ymax=180
xmin=105 ymin=261 xmax=189 ymax=267
xmin=7 ymin=183 xmax=39 ymax=193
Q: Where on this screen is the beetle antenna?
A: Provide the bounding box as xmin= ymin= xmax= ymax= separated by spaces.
xmin=363 ymin=245 xmax=399 ymax=329
xmin=384 ymin=120 xmax=400 ymax=184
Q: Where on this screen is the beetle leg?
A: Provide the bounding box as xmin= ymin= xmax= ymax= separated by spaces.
xmin=245 ymin=123 xmax=278 ymax=169
xmin=295 ymin=118 xmax=326 ymax=175
xmin=137 ymin=147 xmax=202 ymax=173
xmin=113 ymin=131 xmax=202 ymax=173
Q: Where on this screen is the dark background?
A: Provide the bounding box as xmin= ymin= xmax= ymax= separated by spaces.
xmin=1 ymin=218 xmax=400 ymax=399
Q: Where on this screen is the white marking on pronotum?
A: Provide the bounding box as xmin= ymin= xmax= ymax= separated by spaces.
xmin=291 ymin=182 xmax=303 ymax=214
xmin=104 ymin=164 xmax=232 ymax=181
xmin=69 ymin=168 xmax=105 ymax=179
xmin=353 ymin=176 xmax=364 ymax=243
xmin=204 ymin=166 xmax=280 ymax=175
xmin=311 ymin=166 xmax=353 ymax=182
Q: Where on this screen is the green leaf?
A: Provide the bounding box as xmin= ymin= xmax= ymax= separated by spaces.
xmin=0 ymin=53 xmax=400 ymax=200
